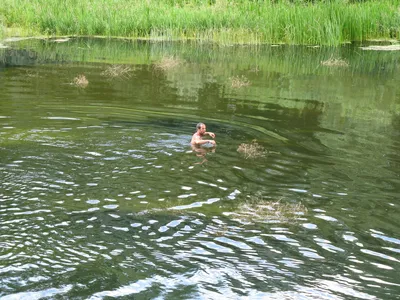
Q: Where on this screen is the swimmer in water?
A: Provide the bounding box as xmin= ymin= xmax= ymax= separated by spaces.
xmin=191 ymin=123 xmax=216 ymax=164
xmin=190 ymin=123 xmax=216 ymax=146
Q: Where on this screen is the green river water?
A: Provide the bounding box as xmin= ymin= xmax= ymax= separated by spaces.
xmin=0 ymin=38 xmax=399 ymax=299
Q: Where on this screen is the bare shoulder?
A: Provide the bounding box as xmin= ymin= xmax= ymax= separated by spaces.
xmin=191 ymin=132 xmax=200 ymax=144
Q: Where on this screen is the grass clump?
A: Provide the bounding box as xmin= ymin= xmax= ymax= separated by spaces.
xmin=101 ymin=64 xmax=132 ymax=79
xmin=321 ymin=56 xmax=349 ymax=67
xmin=230 ymin=75 xmax=250 ymax=88
xmin=25 ymin=69 xmax=41 ymax=78
xmin=238 ymin=139 xmax=267 ymax=159
xmin=153 ymin=56 xmax=183 ymax=71
xmin=234 ymin=195 xmax=308 ymax=224
xmin=72 ymin=74 xmax=89 ymax=88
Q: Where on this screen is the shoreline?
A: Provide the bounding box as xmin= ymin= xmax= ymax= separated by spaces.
xmin=1 ymin=33 xmax=399 ymax=49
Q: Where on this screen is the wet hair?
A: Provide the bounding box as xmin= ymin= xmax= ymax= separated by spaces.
xmin=196 ymin=122 xmax=205 ymax=130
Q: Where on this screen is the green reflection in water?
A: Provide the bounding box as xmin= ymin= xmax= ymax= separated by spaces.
xmin=1 ymin=38 xmax=400 ymax=299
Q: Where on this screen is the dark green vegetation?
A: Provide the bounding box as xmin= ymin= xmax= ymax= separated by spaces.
xmin=1 ymin=0 xmax=400 ymax=45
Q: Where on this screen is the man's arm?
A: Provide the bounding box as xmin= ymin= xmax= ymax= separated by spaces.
xmin=192 ymin=136 xmax=216 ymax=146
xmin=205 ymin=132 xmax=215 ymax=138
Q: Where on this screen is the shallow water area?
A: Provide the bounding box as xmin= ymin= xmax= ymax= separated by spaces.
xmin=0 ymin=38 xmax=400 ymax=299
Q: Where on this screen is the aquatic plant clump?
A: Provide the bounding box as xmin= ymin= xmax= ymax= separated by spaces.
xmin=101 ymin=65 xmax=132 ymax=79
xmin=321 ymin=57 xmax=349 ymax=67
xmin=25 ymin=69 xmax=40 ymax=78
xmin=234 ymin=196 xmax=308 ymax=224
xmin=230 ymin=75 xmax=251 ymax=88
xmin=237 ymin=140 xmax=267 ymax=159
xmin=72 ymin=74 xmax=88 ymax=88
xmin=153 ymin=56 xmax=183 ymax=71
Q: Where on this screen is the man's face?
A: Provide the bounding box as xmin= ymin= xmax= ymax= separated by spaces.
xmin=199 ymin=125 xmax=206 ymax=135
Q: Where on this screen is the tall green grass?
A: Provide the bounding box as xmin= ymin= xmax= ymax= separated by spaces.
xmin=2 ymin=0 xmax=400 ymax=45
xmin=0 ymin=14 xmax=5 ymax=39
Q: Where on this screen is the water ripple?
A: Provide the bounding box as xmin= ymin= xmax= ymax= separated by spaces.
xmin=2 ymin=48 xmax=400 ymax=299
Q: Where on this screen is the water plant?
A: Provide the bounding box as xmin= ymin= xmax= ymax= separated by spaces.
xmin=153 ymin=56 xmax=183 ymax=71
xmin=233 ymin=194 xmax=308 ymax=224
xmin=101 ymin=64 xmax=132 ymax=79
xmin=230 ymin=75 xmax=251 ymax=88
xmin=72 ymin=74 xmax=89 ymax=88
xmin=321 ymin=56 xmax=349 ymax=67
xmin=25 ymin=69 xmax=41 ymax=78
xmin=237 ymin=139 xmax=267 ymax=159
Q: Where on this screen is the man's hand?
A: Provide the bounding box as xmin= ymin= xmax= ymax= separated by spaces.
xmin=209 ymin=140 xmax=216 ymax=146
xmin=207 ymin=132 xmax=216 ymax=139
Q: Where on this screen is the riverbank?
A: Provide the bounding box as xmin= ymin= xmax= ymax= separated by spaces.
xmin=1 ymin=0 xmax=400 ymax=46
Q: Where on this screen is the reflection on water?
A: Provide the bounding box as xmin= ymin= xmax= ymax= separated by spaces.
xmin=0 ymin=38 xmax=399 ymax=299
xmin=191 ymin=144 xmax=216 ymax=165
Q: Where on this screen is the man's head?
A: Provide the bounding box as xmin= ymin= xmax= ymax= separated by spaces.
xmin=196 ymin=122 xmax=206 ymax=135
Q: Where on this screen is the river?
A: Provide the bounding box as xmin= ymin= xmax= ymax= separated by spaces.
xmin=0 ymin=38 xmax=399 ymax=299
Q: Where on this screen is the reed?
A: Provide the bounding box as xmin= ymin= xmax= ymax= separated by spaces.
xmin=0 ymin=15 xmax=4 ymax=39
xmin=2 ymin=0 xmax=400 ymax=45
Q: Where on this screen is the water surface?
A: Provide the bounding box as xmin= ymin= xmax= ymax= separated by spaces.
xmin=1 ymin=38 xmax=399 ymax=299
